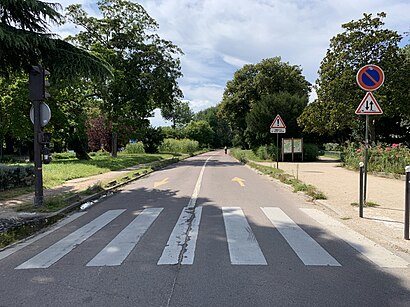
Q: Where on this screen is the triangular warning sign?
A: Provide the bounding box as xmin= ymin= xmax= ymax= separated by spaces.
xmin=270 ymin=114 xmax=286 ymax=128
xmin=355 ymin=92 xmax=383 ymax=115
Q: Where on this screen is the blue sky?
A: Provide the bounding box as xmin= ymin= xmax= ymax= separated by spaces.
xmin=51 ymin=0 xmax=410 ymax=126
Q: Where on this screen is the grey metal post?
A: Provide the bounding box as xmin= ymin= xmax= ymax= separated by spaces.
xmin=405 ymin=166 xmax=410 ymax=240
xmin=33 ymin=100 xmax=44 ymax=207
xmin=359 ymin=162 xmax=364 ymax=218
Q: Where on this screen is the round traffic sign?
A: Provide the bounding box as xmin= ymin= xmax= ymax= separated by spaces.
xmin=356 ymin=64 xmax=384 ymax=91
xmin=30 ymin=102 xmax=51 ymax=127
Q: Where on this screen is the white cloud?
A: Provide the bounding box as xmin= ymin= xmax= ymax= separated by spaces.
xmin=49 ymin=0 xmax=410 ymax=122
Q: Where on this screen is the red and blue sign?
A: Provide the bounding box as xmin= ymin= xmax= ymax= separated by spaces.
xmin=356 ymin=64 xmax=384 ymax=91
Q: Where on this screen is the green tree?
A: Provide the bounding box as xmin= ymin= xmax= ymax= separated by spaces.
xmin=0 ymin=0 xmax=111 ymax=79
xmin=219 ymin=57 xmax=310 ymax=148
xmin=298 ymin=13 xmax=409 ymax=143
xmin=161 ymin=100 xmax=194 ymax=128
xmin=245 ymin=93 xmax=307 ymax=148
xmin=66 ymin=0 xmax=183 ymax=156
xmin=195 ymin=106 xmax=232 ymax=148
xmin=184 ymin=120 xmax=213 ymax=147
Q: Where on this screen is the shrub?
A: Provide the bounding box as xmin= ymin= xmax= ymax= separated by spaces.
xmin=343 ymin=142 xmax=410 ymax=174
xmin=159 ymin=138 xmax=199 ymax=154
xmin=0 ymin=165 xmax=35 ymax=191
xmin=52 ymin=152 xmax=76 ymax=160
xmin=303 ymin=143 xmax=320 ymax=161
xmin=323 ymin=143 xmax=343 ymax=151
xmin=123 ymin=142 xmax=146 ymax=154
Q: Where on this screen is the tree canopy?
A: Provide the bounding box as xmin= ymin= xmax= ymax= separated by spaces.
xmin=298 ymin=13 xmax=409 ymax=143
xmin=219 ymin=57 xmax=310 ymax=148
xmin=0 ymin=0 xmax=111 ymax=79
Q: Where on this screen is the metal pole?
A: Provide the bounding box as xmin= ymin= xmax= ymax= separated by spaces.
xmin=363 ymin=115 xmax=369 ymax=205
xmin=405 ymin=166 xmax=410 ymax=240
xmin=276 ymin=133 xmax=279 ymax=169
xmin=359 ymin=162 xmax=364 ymax=218
xmin=33 ymin=100 xmax=44 ymax=207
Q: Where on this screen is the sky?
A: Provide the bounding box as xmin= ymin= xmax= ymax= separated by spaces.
xmin=51 ymin=0 xmax=410 ymax=126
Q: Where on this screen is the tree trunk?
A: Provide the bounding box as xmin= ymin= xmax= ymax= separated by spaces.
xmin=111 ymin=132 xmax=118 ymax=157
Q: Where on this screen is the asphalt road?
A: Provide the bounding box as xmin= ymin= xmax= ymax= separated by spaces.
xmin=1 ymin=151 xmax=409 ymax=306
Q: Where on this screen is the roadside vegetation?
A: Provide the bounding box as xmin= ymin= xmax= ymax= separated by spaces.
xmin=230 ymin=149 xmax=326 ymax=200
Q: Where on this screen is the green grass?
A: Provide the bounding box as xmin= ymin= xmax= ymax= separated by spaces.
xmin=351 ymin=201 xmax=380 ymax=208
xmin=230 ymin=148 xmax=270 ymax=163
xmin=42 ymin=153 xmax=173 ymax=187
xmin=0 ymin=186 xmax=34 ymax=201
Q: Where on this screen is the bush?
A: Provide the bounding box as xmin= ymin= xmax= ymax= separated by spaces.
xmin=52 ymin=152 xmax=76 ymax=160
xmin=303 ymin=144 xmax=320 ymax=162
xmin=0 ymin=165 xmax=35 ymax=191
xmin=123 ymin=142 xmax=146 ymax=154
xmin=159 ymin=138 xmax=199 ymax=154
xmin=343 ymin=142 xmax=410 ymax=174
xmin=323 ymin=143 xmax=343 ymax=151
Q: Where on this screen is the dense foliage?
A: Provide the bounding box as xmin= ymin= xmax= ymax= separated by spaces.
xmin=298 ymin=13 xmax=409 ymax=143
xmin=219 ymin=57 xmax=310 ymax=148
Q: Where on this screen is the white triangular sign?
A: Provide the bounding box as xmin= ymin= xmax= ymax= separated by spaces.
xmin=270 ymin=114 xmax=286 ymax=128
xmin=355 ymin=92 xmax=383 ymax=115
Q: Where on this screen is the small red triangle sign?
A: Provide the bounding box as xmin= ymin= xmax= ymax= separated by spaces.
xmin=355 ymin=92 xmax=383 ymax=115
xmin=270 ymin=114 xmax=286 ymax=128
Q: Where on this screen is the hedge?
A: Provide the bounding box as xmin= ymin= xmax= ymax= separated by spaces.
xmin=0 ymin=165 xmax=35 ymax=191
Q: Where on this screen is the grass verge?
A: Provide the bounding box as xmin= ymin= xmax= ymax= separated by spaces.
xmin=248 ymin=162 xmax=327 ymax=200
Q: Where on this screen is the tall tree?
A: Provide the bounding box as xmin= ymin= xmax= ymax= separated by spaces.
xmin=0 ymin=0 xmax=111 ymax=79
xmin=195 ymin=106 xmax=232 ymax=148
xmin=298 ymin=13 xmax=409 ymax=143
xmin=161 ymin=100 xmax=194 ymax=128
xmin=245 ymin=93 xmax=307 ymax=148
xmin=219 ymin=57 xmax=310 ymax=147
xmin=66 ymin=0 xmax=183 ymax=156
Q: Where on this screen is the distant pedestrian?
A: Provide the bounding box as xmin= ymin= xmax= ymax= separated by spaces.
xmin=224 ymin=146 xmax=227 ymax=154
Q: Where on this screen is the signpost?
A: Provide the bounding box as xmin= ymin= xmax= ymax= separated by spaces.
xmin=270 ymin=115 xmax=286 ymax=169
xmin=356 ymin=65 xmax=384 ymax=217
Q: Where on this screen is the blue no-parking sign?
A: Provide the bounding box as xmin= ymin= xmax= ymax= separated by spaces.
xmin=356 ymin=64 xmax=384 ymax=91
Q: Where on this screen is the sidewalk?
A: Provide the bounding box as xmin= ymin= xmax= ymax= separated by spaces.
xmin=0 ymin=164 xmax=147 ymax=220
xmin=256 ymin=158 xmax=410 ymax=256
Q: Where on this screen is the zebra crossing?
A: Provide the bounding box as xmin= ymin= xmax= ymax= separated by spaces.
xmin=9 ymin=207 xmax=410 ymax=270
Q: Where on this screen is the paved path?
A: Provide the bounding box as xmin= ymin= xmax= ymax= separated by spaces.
xmin=256 ymin=158 xmax=410 ymax=255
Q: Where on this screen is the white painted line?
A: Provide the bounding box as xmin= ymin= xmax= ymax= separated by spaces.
xmin=300 ymin=208 xmax=409 ymax=268
xmin=261 ymin=207 xmax=340 ymax=266
xmin=0 ymin=212 xmax=86 ymax=261
xmin=15 ymin=210 xmax=126 ymax=269
xmin=187 ymin=156 xmax=212 ymax=209
xmin=222 ymin=207 xmax=267 ymax=265
xmin=182 ymin=206 xmax=202 ymax=265
xmin=157 ymin=207 xmax=202 ymax=265
xmin=87 ymin=208 xmax=163 ymax=266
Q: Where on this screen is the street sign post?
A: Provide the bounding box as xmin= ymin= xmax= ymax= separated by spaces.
xmin=270 ymin=115 xmax=286 ymax=169
xmin=356 ymin=65 xmax=384 ymax=217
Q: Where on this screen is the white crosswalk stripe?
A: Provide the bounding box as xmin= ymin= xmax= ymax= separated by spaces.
xmin=222 ymin=207 xmax=267 ymax=265
xmin=15 ymin=210 xmax=126 ymax=269
xmin=87 ymin=208 xmax=163 ymax=267
xmin=158 ymin=206 xmax=203 ymax=265
xmin=12 ymin=206 xmax=408 ymax=269
xmin=261 ymin=207 xmax=341 ymax=266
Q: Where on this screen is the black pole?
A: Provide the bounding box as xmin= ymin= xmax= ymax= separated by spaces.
xmin=364 ymin=115 xmax=369 ymax=205
xmin=33 ymin=100 xmax=44 ymax=207
xmin=359 ymin=162 xmax=364 ymax=218
xmin=405 ymin=166 xmax=410 ymax=240
xmin=276 ymin=133 xmax=279 ymax=169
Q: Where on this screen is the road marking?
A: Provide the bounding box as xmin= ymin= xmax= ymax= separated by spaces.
xmin=232 ymin=177 xmax=245 ymax=187
xmin=187 ymin=156 xmax=212 ymax=209
xmin=87 ymin=208 xmax=163 ymax=267
xmin=262 ymin=207 xmax=341 ymax=266
xmin=157 ymin=206 xmax=202 ymax=265
xmin=15 ymin=210 xmax=126 ymax=269
xmin=0 ymin=212 xmax=86 ymax=261
xmin=300 ymin=208 xmax=409 ymax=268
xmin=154 ymin=178 xmax=169 ymax=188
xmin=222 ymin=207 xmax=267 ymax=265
